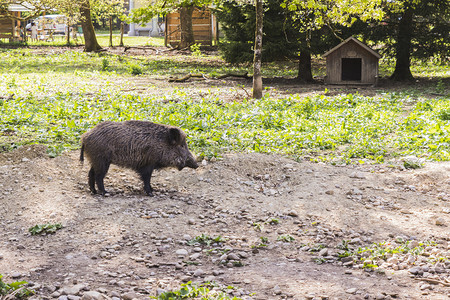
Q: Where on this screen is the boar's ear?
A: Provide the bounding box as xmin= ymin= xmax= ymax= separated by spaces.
xmin=168 ymin=128 xmax=182 ymax=145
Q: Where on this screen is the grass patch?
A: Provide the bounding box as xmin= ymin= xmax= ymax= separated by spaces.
xmin=0 ymin=48 xmax=449 ymax=163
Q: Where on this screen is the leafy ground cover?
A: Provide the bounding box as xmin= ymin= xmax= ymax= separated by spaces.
xmin=0 ymin=35 xmax=165 ymax=48
xmin=0 ymin=47 xmax=449 ymax=165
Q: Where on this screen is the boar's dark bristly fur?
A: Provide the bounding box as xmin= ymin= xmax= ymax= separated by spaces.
xmin=80 ymin=120 xmax=199 ymax=196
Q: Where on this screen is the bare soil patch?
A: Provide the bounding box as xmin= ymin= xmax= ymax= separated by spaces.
xmin=0 ymin=145 xmax=449 ymax=300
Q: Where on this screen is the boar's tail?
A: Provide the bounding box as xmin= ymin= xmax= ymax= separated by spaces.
xmin=80 ymin=143 xmax=85 ymax=163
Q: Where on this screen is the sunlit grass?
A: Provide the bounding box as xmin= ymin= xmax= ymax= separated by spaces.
xmin=0 ymin=48 xmax=449 ymax=163
xmin=0 ymin=34 xmax=165 ymax=48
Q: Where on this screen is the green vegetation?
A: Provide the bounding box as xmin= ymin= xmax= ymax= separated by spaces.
xmin=0 ymin=49 xmax=449 ymax=164
xmin=151 ymin=281 xmax=241 ymax=300
xmin=0 ymin=35 xmax=165 ymax=48
xmin=338 ymin=240 xmax=448 ymax=268
xmin=29 ymin=223 xmax=63 ymax=235
xmin=188 ymin=234 xmax=226 ymax=247
xmin=0 ymin=274 xmax=34 ymax=298
xmin=277 ymin=235 xmax=295 ymax=242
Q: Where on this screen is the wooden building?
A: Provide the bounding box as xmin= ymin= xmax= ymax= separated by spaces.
xmin=323 ymin=37 xmax=381 ymax=85
xmin=0 ymin=15 xmax=15 ymax=40
xmin=165 ymin=8 xmax=217 ymax=47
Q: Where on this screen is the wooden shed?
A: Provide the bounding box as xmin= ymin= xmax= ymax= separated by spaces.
xmin=323 ymin=37 xmax=381 ymax=85
xmin=165 ymin=8 xmax=218 ymax=47
xmin=0 ymin=16 xmax=14 ymax=40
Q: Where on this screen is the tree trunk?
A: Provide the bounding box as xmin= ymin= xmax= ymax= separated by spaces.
xmin=252 ymin=0 xmax=263 ymax=99
xmin=80 ymin=1 xmax=102 ymax=52
xmin=66 ymin=20 xmax=70 ymax=45
xmin=119 ymin=22 xmax=124 ymax=47
xmin=297 ymin=50 xmax=313 ymax=82
xmin=179 ymin=6 xmax=195 ymax=49
xmin=109 ymin=15 xmax=113 ymax=47
xmin=390 ymin=7 xmax=414 ymax=81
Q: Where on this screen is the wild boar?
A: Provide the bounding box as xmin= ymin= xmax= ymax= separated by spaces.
xmin=80 ymin=120 xmax=199 ymax=196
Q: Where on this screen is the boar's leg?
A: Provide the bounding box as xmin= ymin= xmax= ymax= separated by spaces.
xmin=88 ymin=167 xmax=97 ymax=194
xmin=93 ymin=161 xmax=110 ymax=196
xmin=138 ymin=165 xmax=154 ymax=196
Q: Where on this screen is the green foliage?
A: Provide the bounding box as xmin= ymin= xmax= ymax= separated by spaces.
xmin=0 ymin=49 xmax=449 ymax=163
xmin=151 ymin=281 xmax=241 ymax=300
xmin=339 ymin=240 xmax=448 ymax=267
xmin=101 ymin=58 xmax=110 ymax=71
xmin=188 ymin=234 xmax=225 ymax=246
xmin=277 ymin=235 xmax=295 ymax=242
xmin=213 ymin=0 xmax=303 ymax=64
xmin=0 ymin=274 xmax=34 ymax=298
xmin=128 ymin=63 xmax=143 ymax=75
xmin=29 ymin=223 xmax=63 ymax=235
xmin=266 ymin=218 xmax=280 ymax=225
xmin=190 ymin=43 xmax=202 ymax=57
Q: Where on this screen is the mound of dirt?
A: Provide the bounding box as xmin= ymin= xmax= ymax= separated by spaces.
xmin=0 ymin=146 xmax=448 ymax=299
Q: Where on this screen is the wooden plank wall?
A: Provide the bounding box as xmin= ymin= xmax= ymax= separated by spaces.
xmin=326 ymin=40 xmax=379 ymax=85
xmin=0 ymin=17 xmax=14 ymax=39
xmin=166 ymin=9 xmax=213 ymax=46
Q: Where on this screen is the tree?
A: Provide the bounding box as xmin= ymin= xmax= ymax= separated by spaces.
xmin=252 ymin=0 xmax=263 ymax=99
xmin=129 ymin=0 xmax=211 ymax=49
xmin=213 ymin=0 xmax=302 ymax=64
xmin=90 ymin=0 xmax=125 ymax=47
xmin=387 ymin=0 xmax=449 ymax=81
xmin=79 ymin=1 xmax=102 ymax=51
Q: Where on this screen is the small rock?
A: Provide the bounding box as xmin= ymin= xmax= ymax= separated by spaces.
xmin=420 ymin=284 xmax=432 ymax=290
xmin=350 ymin=172 xmax=366 ymax=179
xmin=273 ymin=285 xmax=282 ymax=295
xmin=175 ymin=249 xmax=189 ymax=257
xmin=409 ymin=241 xmax=420 ymax=248
xmin=190 ymin=253 xmax=201 ymax=260
xmin=408 ymin=266 xmax=422 ymax=275
xmin=193 ymin=269 xmax=205 ymax=277
xmin=51 ymin=291 xmax=61 ymax=298
xmin=287 ymin=210 xmax=298 ymax=217
xmin=319 ymin=248 xmax=328 ymax=257
xmin=349 ymin=237 xmax=362 ymax=245
xmin=435 ymin=217 xmax=446 ymax=226
xmin=227 ymin=253 xmax=240 ymax=260
xmin=121 ymin=292 xmax=139 ymax=300
xmin=10 ymin=272 xmax=21 ymax=279
xmin=81 ymin=291 xmax=110 ymax=300
xmin=345 ymin=288 xmax=357 ymax=294
xmin=61 ymin=284 xmax=86 ymax=296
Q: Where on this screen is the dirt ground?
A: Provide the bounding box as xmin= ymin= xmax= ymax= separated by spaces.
xmin=0 ymin=144 xmax=449 ymax=300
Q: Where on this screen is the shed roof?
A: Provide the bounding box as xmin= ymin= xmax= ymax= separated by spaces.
xmin=323 ymin=36 xmax=381 ymax=59
xmin=8 ymin=3 xmax=34 ymax=12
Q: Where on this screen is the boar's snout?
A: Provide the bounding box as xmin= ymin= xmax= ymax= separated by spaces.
xmin=185 ymin=153 xmax=199 ymax=170
xmin=176 ymin=152 xmax=199 ymax=170
xmin=187 ymin=158 xmax=199 ymax=169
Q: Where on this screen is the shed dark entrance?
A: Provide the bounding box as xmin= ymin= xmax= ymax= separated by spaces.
xmin=341 ymin=58 xmax=362 ymax=81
